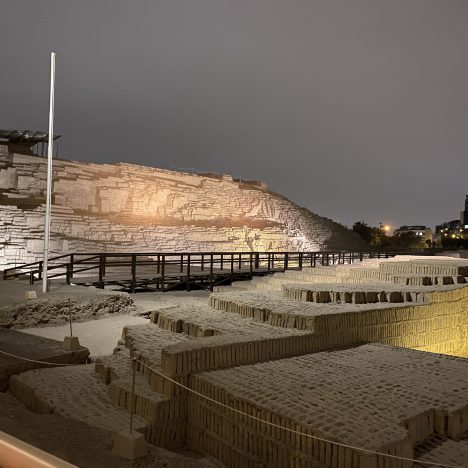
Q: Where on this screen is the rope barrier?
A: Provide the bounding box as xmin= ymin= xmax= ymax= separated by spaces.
xmin=0 ymin=349 xmax=85 ymax=367
xmin=134 ymin=358 xmax=466 ymax=468
xmin=0 ymin=350 xmax=464 ymax=467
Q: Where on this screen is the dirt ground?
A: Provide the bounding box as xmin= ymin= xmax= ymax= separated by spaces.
xmin=21 ymin=290 xmax=211 ymax=357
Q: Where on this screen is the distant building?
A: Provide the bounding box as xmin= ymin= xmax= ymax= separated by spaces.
xmin=461 ymin=194 xmax=468 ymax=229
xmin=394 ymin=225 xmax=433 ymax=243
xmin=435 ymin=195 xmax=468 ymax=243
xmin=435 ymin=220 xmax=462 ymax=242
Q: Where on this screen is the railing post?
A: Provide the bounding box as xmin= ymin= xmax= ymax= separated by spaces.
xmin=209 ymin=254 xmax=214 ymax=291
xmin=249 ymin=253 xmax=253 ymax=275
xmin=160 ymin=255 xmax=165 ymax=292
xmin=238 ymin=253 xmax=242 ymax=271
xmin=255 ymin=253 xmax=260 ymax=270
xmin=284 ymin=253 xmax=289 ymax=271
xmin=180 ymin=254 xmax=184 ymax=273
xmin=186 ymin=254 xmax=191 ymax=291
xmin=230 ymin=254 xmax=234 ymax=281
xmin=359 ymin=251 xmax=363 ymax=262
xmin=98 ymin=254 xmax=105 ymax=289
xmin=69 ymin=254 xmax=74 ymax=282
xmin=30 ymin=270 xmax=34 ymax=285
xmin=299 ymin=252 xmax=303 ymax=270
xmin=66 ymin=264 xmax=71 ymax=285
xmin=131 ymin=254 xmax=136 ymax=293
xmin=220 ymin=254 xmax=224 ymax=271
xmin=312 ymin=253 xmax=316 ymax=268
xmin=157 ymin=254 xmax=160 ymax=274
xmin=38 ymin=261 xmax=43 ymax=280
xmin=267 ymin=253 xmax=271 ymax=272
xmin=201 ymin=254 xmax=204 ymax=272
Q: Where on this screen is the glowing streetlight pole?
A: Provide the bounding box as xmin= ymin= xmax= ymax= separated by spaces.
xmin=42 ymin=52 xmax=56 ymax=293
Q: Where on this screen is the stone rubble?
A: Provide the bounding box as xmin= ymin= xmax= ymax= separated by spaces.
xmin=0 ymin=291 xmax=134 ymax=329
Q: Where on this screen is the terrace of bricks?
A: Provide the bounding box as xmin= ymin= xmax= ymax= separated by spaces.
xmin=7 ymin=255 xmax=468 ymax=468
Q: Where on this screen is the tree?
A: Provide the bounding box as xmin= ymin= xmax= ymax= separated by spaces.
xmin=353 ymin=221 xmax=381 ymax=245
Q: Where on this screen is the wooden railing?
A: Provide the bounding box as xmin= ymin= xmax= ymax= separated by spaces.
xmin=2 ymin=249 xmax=432 ymax=292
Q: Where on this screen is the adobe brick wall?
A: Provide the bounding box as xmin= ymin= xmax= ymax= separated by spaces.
xmin=0 ymin=146 xmax=362 ymax=268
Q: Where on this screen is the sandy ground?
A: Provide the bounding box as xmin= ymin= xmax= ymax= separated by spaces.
xmin=21 ymin=315 xmax=150 ymax=357
xmin=20 ymin=290 xmax=211 ymax=357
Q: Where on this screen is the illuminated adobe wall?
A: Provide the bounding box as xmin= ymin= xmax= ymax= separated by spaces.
xmin=0 ymin=145 xmax=363 ymax=268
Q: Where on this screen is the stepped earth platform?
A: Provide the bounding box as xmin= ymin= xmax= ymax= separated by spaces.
xmin=2 ymin=255 xmax=468 ymax=467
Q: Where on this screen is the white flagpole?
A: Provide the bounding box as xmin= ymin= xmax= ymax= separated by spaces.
xmin=43 ymin=52 xmax=56 ymax=293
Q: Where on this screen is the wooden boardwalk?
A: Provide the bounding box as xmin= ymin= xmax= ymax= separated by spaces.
xmin=2 ymin=250 xmax=418 ymax=292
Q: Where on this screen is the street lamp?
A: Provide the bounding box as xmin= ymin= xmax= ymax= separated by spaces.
xmin=378 ymin=223 xmax=391 ymax=248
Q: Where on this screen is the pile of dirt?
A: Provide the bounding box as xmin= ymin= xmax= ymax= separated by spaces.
xmin=0 ymin=294 xmax=135 ymax=329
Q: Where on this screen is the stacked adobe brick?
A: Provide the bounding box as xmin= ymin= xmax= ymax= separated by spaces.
xmin=7 ymin=257 xmax=468 ymax=467
xmin=0 ymin=148 xmax=363 ymax=269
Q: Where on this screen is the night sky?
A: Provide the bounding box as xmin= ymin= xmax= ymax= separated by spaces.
xmin=1 ymin=0 xmax=467 ymax=230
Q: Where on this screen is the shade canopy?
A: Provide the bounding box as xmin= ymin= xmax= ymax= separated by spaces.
xmin=0 ymin=128 xmax=61 ymax=146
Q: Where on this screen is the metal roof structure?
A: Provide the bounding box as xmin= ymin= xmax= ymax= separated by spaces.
xmin=0 ymin=129 xmax=61 ymax=146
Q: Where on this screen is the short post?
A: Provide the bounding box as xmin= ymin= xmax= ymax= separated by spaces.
xmin=69 ymin=298 xmax=73 ymax=336
xmin=112 ymin=357 xmax=147 ymax=460
xmin=63 ymin=298 xmax=80 ymax=351
xmin=129 ymin=357 xmax=136 ymax=434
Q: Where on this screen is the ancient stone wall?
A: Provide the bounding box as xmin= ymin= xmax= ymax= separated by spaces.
xmin=0 ymin=145 xmax=362 ymax=268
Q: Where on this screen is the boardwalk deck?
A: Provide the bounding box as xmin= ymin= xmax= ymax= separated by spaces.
xmin=2 ymin=250 xmax=433 ymax=292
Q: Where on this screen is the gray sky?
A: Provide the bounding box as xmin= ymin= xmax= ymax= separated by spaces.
xmin=1 ymin=0 xmax=467 ymax=230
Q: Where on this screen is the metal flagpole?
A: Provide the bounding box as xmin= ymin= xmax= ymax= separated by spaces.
xmin=43 ymin=52 xmax=56 ymax=293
